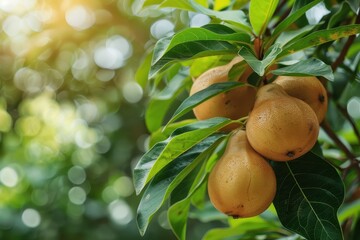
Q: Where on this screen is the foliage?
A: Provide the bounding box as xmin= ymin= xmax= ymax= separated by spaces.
xmin=134 ymin=0 xmax=360 ymax=239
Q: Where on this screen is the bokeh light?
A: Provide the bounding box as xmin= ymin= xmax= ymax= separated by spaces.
xmin=108 ymin=199 xmax=133 ymax=225
xmin=347 ymin=97 xmax=360 ymax=119
xmin=68 ymin=186 xmax=87 ymax=205
xmin=21 ymin=208 xmax=41 ymax=228
xmin=0 ymin=167 xmax=19 ymax=188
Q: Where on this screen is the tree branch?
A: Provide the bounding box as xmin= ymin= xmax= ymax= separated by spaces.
xmin=321 ymin=120 xmax=360 ymax=172
xmin=336 ymin=103 xmax=360 ymax=144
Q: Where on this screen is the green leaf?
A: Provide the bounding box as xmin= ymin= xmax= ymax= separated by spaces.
xmin=278 ymin=24 xmax=360 ymax=58
xmin=152 ymin=24 xmax=250 ymax=65
xmin=150 ymin=24 xmax=251 ymax=78
xmin=275 ymin=24 xmax=319 ymax=47
xmin=168 ymin=197 xmax=192 ymax=240
xmin=168 ymin=156 xmax=210 ymax=240
xmin=145 ymin=74 xmax=190 ymax=132
xmin=272 ymin=144 xmax=345 ymax=240
xmin=190 ymin=55 xmax=231 ymax=78
xmin=158 ymin=0 xmax=195 ymax=11
xmin=137 ymin=134 xmax=224 ymax=235
xmin=271 ymin=0 xmax=322 ymax=40
xmin=328 ymin=2 xmax=352 ymax=29
xmin=141 ymin=0 xmax=204 ymax=11
xmin=214 ymin=0 xmax=231 ymax=10
xmin=150 ymin=40 xmax=237 ymax=79
xmin=189 ymin=0 xmax=252 ymax=33
xmin=203 ymin=221 xmax=281 ymax=240
xmin=149 ymin=119 xmax=197 ymax=148
xmin=135 ymin=52 xmax=152 ymax=89
xmin=339 ymin=199 xmax=360 ymax=223
xmin=239 ymin=44 xmax=282 ymax=76
xmin=271 ymin=58 xmax=334 ymax=81
xmin=346 ymin=0 xmax=360 ymax=13
xmin=167 ymin=81 xmax=247 ymax=126
xmin=133 ymin=117 xmax=232 ymax=194
xmin=249 ymin=0 xmax=279 ymax=36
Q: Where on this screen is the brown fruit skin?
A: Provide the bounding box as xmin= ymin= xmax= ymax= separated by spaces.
xmin=190 ymin=57 xmax=256 ymax=131
xmin=208 ymin=130 xmax=277 ymax=218
xmin=246 ymin=83 xmax=319 ymax=161
xmin=274 ymin=76 xmax=328 ymax=123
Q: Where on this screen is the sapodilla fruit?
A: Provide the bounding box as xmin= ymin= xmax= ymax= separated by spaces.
xmin=246 ymin=83 xmax=319 ymax=161
xmin=190 ymin=56 xmax=256 ymax=131
xmin=208 ymin=129 xmax=276 ymax=218
xmin=274 ymin=76 xmax=328 ymax=123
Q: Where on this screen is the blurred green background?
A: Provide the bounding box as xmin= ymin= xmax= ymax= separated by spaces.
xmin=0 ymin=0 xmax=202 ymax=239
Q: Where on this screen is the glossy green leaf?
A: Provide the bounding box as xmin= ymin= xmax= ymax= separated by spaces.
xmin=272 ymin=144 xmax=344 ymax=240
xmin=133 ymin=117 xmax=232 ymax=194
xmin=346 ymin=0 xmax=360 ymax=13
xmin=189 ymin=0 xmax=252 ymax=33
xmin=167 ymin=81 xmax=247 ymax=126
xmin=149 ymin=119 xmax=197 ymax=148
xmin=158 ymin=0 xmax=195 ymax=11
xmin=239 ymin=44 xmax=282 ymax=76
xmin=150 ymin=25 xmax=251 ymax=78
xmin=249 ymin=0 xmax=279 ymax=36
xmin=190 ymin=55 xmax=232 ymax=78
xmin=145 ymin=74 xmax=190 ymax=132
xmin=137 ymin=134 xmax=224 ymax=235
xmin=168 ymin=157 xmax=210 ymax=240
xmin=271 ymin=0 xmax=321 ymax=40
xmin=150 ymin=40 xmax=237 ymax=78
xmin=275 ymin=24 xmax=319 ymax=47
xmin=278 ymin=24 xmax=360 ymax=58
xmin=203 ymin=221 xmax=281 ymax=240
xmin=135 ymin=52 xmax=152 ymax=89
xmin=168 ymin=197 xmax=192 ymax=240
xmin=271 ymin=58 xmax=334 ymax=81
xmin=141 ymin=0 xmax=203 ymax=11
xmin=328 ymin=2 xmax=352 ymax=29
xmin=152 ymin=24 xmax=250 ymax=65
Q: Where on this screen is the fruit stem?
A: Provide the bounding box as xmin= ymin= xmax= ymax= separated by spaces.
xmin=234 ymin=116 xmax=249 ymax=126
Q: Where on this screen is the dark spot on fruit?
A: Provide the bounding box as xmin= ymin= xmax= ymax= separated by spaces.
xmin=309 ymin=124 xmax=313 ymax=132
xmin=177 ymin=210 xmax=183 ymax=215
xmin=318 ymin=94 xmax=325 ymax=103
xmin=286 ymin=151 xmax=295 ymax=158
xmin=225 ymin=100 xmax=231 ymax=105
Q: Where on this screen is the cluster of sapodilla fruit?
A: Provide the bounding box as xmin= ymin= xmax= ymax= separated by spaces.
xmin=190 ymin=56 xmax=328 ymax=218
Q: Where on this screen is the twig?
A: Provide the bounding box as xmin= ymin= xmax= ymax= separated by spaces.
xmin=274 ymin=0 xmax=288 ymax=16
xmin=273 ymin=7 xmax=291 ymax=28
xmin=321 ymin=121 xmax=357 ymax=161
xmin=320 ymin=120 xmax=360 ymax=178
xmin=336 ymin=103 xmax=360 ymax=144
